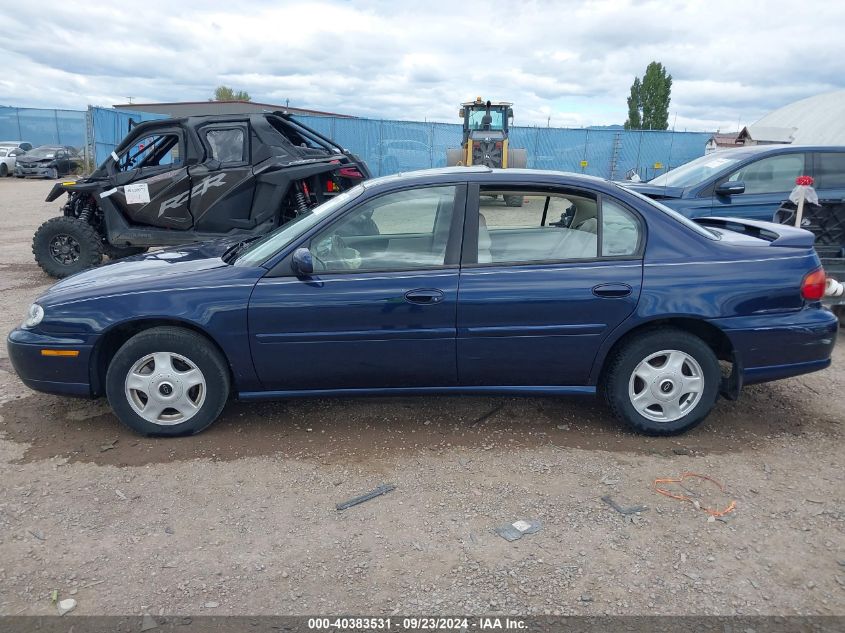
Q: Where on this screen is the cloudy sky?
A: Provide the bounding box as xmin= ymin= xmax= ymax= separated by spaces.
xmin=0 ymin=0 xmax=842 ymax=131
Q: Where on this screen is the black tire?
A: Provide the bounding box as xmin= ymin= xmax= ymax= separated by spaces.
xmin=32 ymin=216 xmax=103 ymax=278
xmin=0 ymin=164 xmax=7 ymax=177
xmin=603 ymin=328 xmax=720 ymax=436
xmin=105 ymin=327 xmax=231 ymax=437
xmin=15 ymin=173 xmax=23 ymax=178
xmin=504 ymin=195 xmax=524 ymax=207
xmin=102 ymin=243 xmax=148 ymax=260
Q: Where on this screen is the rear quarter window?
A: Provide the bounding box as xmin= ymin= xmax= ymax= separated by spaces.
xmin=815 ymin=152 xmax=845 ymax=188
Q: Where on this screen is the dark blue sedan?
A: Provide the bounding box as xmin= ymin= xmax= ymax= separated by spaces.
xmin=7 ymin=167 xmax=838 ymax=436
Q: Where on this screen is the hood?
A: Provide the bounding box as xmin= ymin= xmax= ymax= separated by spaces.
xmin=615 ymin=182 xmax=685 ymax=199
xmin=40 ymin=240 xmax=247 ymax=305
xmin=18 ymin=157 xmax=54 ymax=165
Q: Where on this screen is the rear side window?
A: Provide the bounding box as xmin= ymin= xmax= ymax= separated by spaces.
xmin=601 ymin=200 xmax=640 ymax=256
xmin=815 ymin=152 xmax=845 ymax=188
xmin=726 ymin=153 xmax=805 ymax=194
xmin=205 ymin=128 xmax=246 ymax=163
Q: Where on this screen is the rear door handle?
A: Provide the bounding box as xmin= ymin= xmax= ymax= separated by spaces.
xmin=404 ymin=288 xmax=445 ymax=304
xmin=592 ymin=283 xmax=632 ymax=298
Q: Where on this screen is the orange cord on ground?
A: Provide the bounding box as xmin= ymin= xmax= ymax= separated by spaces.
xmin=653 ymin=472 xmax=737 ymax=517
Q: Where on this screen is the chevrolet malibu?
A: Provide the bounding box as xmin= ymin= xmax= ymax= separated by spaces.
xmin=7 ymin=167 xmax=838 ymax=437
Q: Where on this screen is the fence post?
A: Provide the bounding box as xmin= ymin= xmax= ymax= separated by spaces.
xmin=85 ymin=106 xmax=95 ymax=171
xmin=429 ymin=122 xmax=434 ymax=168
xmin=54 ymin=109 xmax=61 ymax=144
xmin=377 ymin=119 xmax=384 ymax=177
xmin=16 ymin=108 xmax=22 ymax=139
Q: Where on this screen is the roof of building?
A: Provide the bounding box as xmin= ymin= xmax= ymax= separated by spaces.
xmin=112 ymin=100 xmax=353 ymax=118
xmin=747 ymin=90 xmax=845 ymax=144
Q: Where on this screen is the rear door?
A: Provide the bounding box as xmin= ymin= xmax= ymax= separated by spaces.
xmin=711 ymin=152 xmax=807 ymax=221
xmin=189 ymin=122 xmax=256 ymax=232
xmin=457 ymin=183 xmax=644 ymax=386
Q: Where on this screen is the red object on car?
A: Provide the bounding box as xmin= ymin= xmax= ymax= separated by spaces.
xmin=801 ymin=268 xmax=827 ymax=300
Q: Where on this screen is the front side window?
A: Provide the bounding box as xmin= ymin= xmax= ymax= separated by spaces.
xmin=726 ymin=153 xmax=805 ymax=194
xmin=118 ymin=133 xmax=181 ymax=172
xmin=815 ymin=152 xmax=845 ymax=188
xmin=476 ymin=190 xmax=599 ymax=263
xmin=205 ymin=128 xmax=245 ymax=163
xmin=311 ymin=186 xmax=456 ymax=272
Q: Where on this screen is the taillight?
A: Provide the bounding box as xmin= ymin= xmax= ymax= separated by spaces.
xmin=801 ymin=268 xmax=826 ymax=301
xmin=339 ymin=166 xmax=364 ymax=179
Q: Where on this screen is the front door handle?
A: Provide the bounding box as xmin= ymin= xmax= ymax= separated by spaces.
xmin=404 ymin=288 xmax=445 ymax=305
xmin=592 ymin=283 xmax=632 ymax=298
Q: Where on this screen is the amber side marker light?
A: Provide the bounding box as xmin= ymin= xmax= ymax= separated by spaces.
xmin=40 ymin=350 xmax=79 ymax=357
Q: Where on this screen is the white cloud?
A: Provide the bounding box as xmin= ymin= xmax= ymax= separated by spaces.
xmin=0 ymin=0 xmax=843 ymax=131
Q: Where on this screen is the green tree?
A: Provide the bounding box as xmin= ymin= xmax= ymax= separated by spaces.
xmin=212 ymin=85 xmax=251 ymax=101
xmin=624 ymin=77 xmax=641 ymax=130
xmin=624 ymin=62 xmax=672 ymax=130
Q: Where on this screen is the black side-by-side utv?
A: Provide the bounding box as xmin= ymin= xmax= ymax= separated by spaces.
xmin=32 ymin=112 xmax=370 ymax=277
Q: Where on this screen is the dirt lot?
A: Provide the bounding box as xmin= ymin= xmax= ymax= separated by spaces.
xmin=0 ymin=178 xmax=843 ymax=617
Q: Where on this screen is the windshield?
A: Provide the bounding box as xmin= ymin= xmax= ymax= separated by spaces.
xmin=468 ymin=108 xmax=505 ymax=131
xmin=28 ymin=147 xmax=59 ymax=159
xmin=234 ymin=185 xmax=366 ymax=267
xmin=649 ymin=153 xmax=743 ymax=187
xmin=618 ymin=185 xmax=718 ymax=240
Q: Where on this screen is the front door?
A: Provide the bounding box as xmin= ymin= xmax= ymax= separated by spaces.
xmin=248 ymin=184 xmax=465 ymax=391
xmin=711 ymin=152 xmax=807 ymax=222
xmin=457 ymin=184 xmax=644 ymax=386
xmin=109 ymin=129 xmax=194 ymax=230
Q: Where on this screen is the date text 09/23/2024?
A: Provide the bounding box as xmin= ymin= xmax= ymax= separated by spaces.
xmin=308 ymin=617 xmax=527 ymax=630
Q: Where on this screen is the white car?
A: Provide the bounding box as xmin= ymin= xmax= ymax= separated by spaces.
xmin=0 ymin=146 xmax=23 ymax=177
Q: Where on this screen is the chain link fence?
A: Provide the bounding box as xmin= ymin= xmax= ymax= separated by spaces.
xmin=1 ymin=106 xmax=712 ymax=180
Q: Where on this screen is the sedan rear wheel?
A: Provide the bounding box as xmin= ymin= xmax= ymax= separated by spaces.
xmin=604 ymin=328 xmax=720 ymax=435
xmin=106 ymin=327 xmax=230 ymax=436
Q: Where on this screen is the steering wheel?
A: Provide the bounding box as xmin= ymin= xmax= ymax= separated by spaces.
xmin=313 ymin=235 xmax=359 ymax=271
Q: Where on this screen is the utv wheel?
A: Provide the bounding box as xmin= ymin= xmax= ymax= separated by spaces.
xmin=106 ymin=327 xmax=230 ymax=437
xmin=603 ymin=328 xmax=720 ymax=436
xmin=0 ymin=164 xmax=7 ymax=177
xmin=504 ymin=195 xmax=524 ymax=207
xmin=32 ymin=216 xmax=103 ymax=278
xmin=102 ymin=243 xmax=148 ymax=260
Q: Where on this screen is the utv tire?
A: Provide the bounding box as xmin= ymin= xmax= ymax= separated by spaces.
xmin=106 ymin=327 xmax=231 ymax=437
xmin=102 ymin=243 xmax=148 ymax=260
xmin=504 ymin=195 xmax=524 ymax=207
xmin=603 ymin=328 xmax=720 ymax=436
xmin=32 ymin=216 xmax=103 ymax=278
xmin=0 ymin=164 xmax=7 ymax=177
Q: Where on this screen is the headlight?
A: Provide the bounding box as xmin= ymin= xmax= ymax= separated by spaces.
xmin=22 ymin=303 xmax=44 ymax=329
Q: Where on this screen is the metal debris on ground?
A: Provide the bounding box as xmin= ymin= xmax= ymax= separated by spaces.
xmin=99 ymin=439 xmax=118 ymax=452
xmin=57 ymin=598 xmax=76 ymax=615
xmin=601 ymin=495 xmax=647 ymax=515
xmin=653 ymin=472 xmax=737 ymax=517
xmin=335 ymin=484 xmax=396 ymax=511
xmin=141 ymin=613 xmax=160 ymax=631
xmin=494 ymin=519 xmax=542 ymax=542
xmin=28 ymin=529 xmax=46 ymax=541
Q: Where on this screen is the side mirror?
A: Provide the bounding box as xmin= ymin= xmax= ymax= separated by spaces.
xmin=458 ymin=108 xmax=465 ymax=118
xmin=508 ymin=108 xmax=514 ymax=119
xmin=291 ymin=247 xmax=314 ymax=276
xmin=715 ymin=181 xmax=745 ymax=196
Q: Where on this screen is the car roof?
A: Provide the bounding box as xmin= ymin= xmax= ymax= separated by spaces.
xmin=361 ymin=166 xmax=611 ymax=189
xmin=709 ymin=144 xmax=845 ymax=159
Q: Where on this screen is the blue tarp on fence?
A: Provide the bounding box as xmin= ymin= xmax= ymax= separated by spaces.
xmin=0 ymin=106 xmax=86 ymax=149
xmin=0 ymin=105 xmax=712 ymax=180
xmin=294 ymin=115 xmax=712 ymax=180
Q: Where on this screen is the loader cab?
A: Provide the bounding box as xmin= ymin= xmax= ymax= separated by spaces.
xmin=460 ymin=99 xmax=513 ymax=145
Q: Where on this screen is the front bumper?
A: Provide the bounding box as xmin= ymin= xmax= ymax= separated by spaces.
xmin=15 ymin=165 xmax=53 ymax=177
xmin=7 ymin=328 xmax=93 ymax=397
xmin=712 ymin=306 xmax=839 ymax=386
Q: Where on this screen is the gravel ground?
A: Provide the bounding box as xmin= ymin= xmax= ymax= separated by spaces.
xmin=0 ymin=177 xmax=843 ymax=617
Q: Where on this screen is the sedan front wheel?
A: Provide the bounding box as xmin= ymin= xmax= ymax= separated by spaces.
xmin=105 ymin=327 xmax=230 ymax=436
